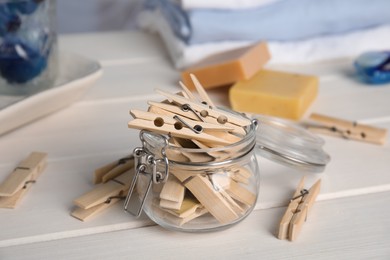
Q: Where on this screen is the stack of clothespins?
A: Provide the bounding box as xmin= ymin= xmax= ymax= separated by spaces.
xmin=138 ymin=0 xmax=390 ymax=69
xmin=71 ymin=156 xmax=134 ymax=221
xmin=125 ymin=75 xmax=258 ymax=226
xmin=128 ymin=75 xmax=251 ymax=145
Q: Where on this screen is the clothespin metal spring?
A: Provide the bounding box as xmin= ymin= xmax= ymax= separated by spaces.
xmin=124 ymin=130 xmax=170 ymax=217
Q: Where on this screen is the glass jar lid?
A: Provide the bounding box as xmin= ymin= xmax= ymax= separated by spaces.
xmin=253 ymin=115 xmax=330 ymax=173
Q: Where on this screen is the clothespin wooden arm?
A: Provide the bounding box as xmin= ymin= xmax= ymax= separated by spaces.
xmin=155 ymin=88 xmax=251 ymax=127
xmin=308 ymin=113 xmax=387 ymax=145
xmin=94 ymin=155 xmax=134 ymax=184
xmin=0 ymin=152 xmax=47 ymax=196
xmin=72 ymin=169 xmax=134 ymax=221
xmin=179 ymin=81 xmax=198 ymax=102
xmin=278 ymin=177 xmax=321 ymax=241
xmin=189 ymin=74 xmax=216 ymax=108
xmin=130 ymin=109 xmax=234 ymax=132
xmin=128 ymin=118 xmax=233 ymax=146
xmin=0 ymin=152 xmax=47 ymax=209
xmin=74 ymin=170 xmax=132 ymax=209
xmin=148 ymin=102 xmax=246 ymax=136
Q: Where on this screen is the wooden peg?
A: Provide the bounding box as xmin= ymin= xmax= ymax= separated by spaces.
xmin=191 ymin=139 xmax=232 ymax=161
xmin=71 ymin=169 xmax=134 ymax=221
xmin=155 ymin=196 xmax=208 ymax=226
xmin=161 ymin=195 xmax=203 ymax=219
xmin=308 ymin=113 xmax=387 ymax=145
xmin=94 ymin=155 xmax=134 ymax=184
xmin=131 ymin=109 xmax=234 ymax=132
xmin=0 ymin=152 xmax=47 ymax=209
xmin=172 ymin=171 xmax=238 ymax=224
xmin=170 ymin=138 xmax=214 ymax=163
xmin=229 ymin=167 xmax=252 ymax=184
xmin=278 ymin=177 xmax=321 ymax=241
xmin=155 ymin=88 xmax=251 ymax=127
xmin=189 ymin=74 xmax=216 ymax=108
xmin=159 ymin=174 xmax=185 ymax=210
xmin=148 ymin=101 xmax=199 ymax=121
xmin=226 ymin=180 xmax=257 ymax=206
xmin=179 ymin=81 xmax=198 ymax=102
xmin=128 ymin=118 xmax=233 ymax=146
xmin=148 ymin=101 xmax=246 ymax=136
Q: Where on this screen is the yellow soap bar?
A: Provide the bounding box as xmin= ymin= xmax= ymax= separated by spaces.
xmin=229 ymin=69 xmax=318 ymax=120
xmin=181 ymin=42 xmax=270 ymax=90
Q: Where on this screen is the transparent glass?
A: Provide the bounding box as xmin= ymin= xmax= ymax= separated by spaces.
xmin=254 ymin=115 xmax=330 ymax=173
xmin=0 ymin=0 xmax=57 ymax=95
xmin=136 ymin=122 xmax=260 ymax=232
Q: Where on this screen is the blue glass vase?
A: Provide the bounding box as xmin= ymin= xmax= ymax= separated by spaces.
xmin=0 ymin=0 xmax=57 ymax=95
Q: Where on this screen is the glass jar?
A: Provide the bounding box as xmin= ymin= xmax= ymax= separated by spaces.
xmin=124 ymin=113 xmax=330 ymax=232
xmin=0 ymin=0 xmax=57 ymax=95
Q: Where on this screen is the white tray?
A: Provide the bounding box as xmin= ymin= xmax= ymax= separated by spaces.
xmin=0 ymin=52 xmax=102 ymax=136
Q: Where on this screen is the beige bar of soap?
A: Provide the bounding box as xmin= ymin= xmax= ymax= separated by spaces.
xmin=229 ymin=69 xmax=318 ymax=120
xmin=181 ymin=42 xmax=270 ymax=89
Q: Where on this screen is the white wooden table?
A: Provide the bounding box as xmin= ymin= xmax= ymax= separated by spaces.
xmin=1 ymin=31 xmax=390 ymax=259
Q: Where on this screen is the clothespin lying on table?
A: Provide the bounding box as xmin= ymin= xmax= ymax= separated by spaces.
xmin=71 ymin=155 xmax=134 ymax=221
xmin=0 ymin=152 xmax=47 ymax=209
xmin=307 ymin=113 xmax=387 ymax=145
xmin=278 ymin=177 xmax=321 ymax=241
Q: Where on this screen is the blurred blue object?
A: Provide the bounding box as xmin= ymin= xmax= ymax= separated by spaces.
xmin=0 ymin=4 xmax=21 ymax=35
xmin=6 ymin=0 xmax=42 ymax=15
xmin=0 ymin=37 xmax=48 ymax=84
xmin=354 ymin=51 xmax=390 ymax=84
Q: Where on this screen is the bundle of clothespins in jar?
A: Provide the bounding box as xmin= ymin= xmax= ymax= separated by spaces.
xmin=128 ymin=74 xmax=252 ymax=148
xmin=126 ymin=74 xmax=259 ymax=229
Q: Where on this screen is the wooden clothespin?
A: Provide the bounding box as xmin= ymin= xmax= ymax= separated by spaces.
xmin=94 ymin=155 xmax=134 ymax=184
xmin=308 ymin=113 xmax=387 ymax=145
xmin=130 ymin=109 xmax=234 ymax=132
xmin=188 ymin=74 xmax=216 ymax=108
xmin=128 ymin=115 xmax=235 ymax=146
xmin=0 ymin=152 xmax=47 ymax=209
xmin=155 ymin=88 xmax=251 ymax=127
xmin=159 ymin=174 xmax=185 ymax=210
xmin=148 ymin=101 xmax=246 ymax=136
xmin=179 ymin=81 xmax=198 ymax=103
xmin=71 ymin=156 xmax=135 ymax=221
xmin=171 ymin=170 xmax=239 ymax=224
xmin=278 ymin=177 xmax=321 ymax=241
xmin=157 ymin=195 xmax=208 ymax=226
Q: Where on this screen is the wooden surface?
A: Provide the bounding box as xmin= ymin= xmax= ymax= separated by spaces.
xmin=0 ymin=31 xmax=389 ymax=259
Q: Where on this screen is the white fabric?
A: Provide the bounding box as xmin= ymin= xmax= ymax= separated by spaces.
xmin=138 ymin=10 xmax=390 ymax=69
xmin=178 ymin=0 xmax=282 ymax=10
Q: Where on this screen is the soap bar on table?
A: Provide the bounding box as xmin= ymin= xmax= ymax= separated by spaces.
xmin=229 ymin=69 xmax=318 ymax=120
xmin=181 ymin=42 xmax=270 ymax=90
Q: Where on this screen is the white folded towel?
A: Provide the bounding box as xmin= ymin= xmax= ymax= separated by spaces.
xmin=177 ymin=0 xmax=282 ymax=10
xmin=139 ymin=10 xmax=390 ymax=69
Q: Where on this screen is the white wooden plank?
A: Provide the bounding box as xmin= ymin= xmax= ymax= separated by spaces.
xmin=311 ymin=77 xmax=390 ymax=121
xmin=0 ymin=153 xmax=153 ymax=248
xmin=0 ymin=100 xmax=147 ymax=164
xmin=59 ymin=31 xmax=168 ymax=62
xmin=257 ymin=120 xmax=390 ymax=209
xmin=0 ymin=32 xmax=389 ymax=253
xmin=0 ymin=122 xmax=389 ymax=247
xmin=1 ymin=192 xmax=389 ymax=259
xmin=266 ymin=57 xmax=354 ymax=78
xmin=81 ymin=59 xmax=181 ymax=101
xmin=0 ymin=66 xmax=389 ymax=248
